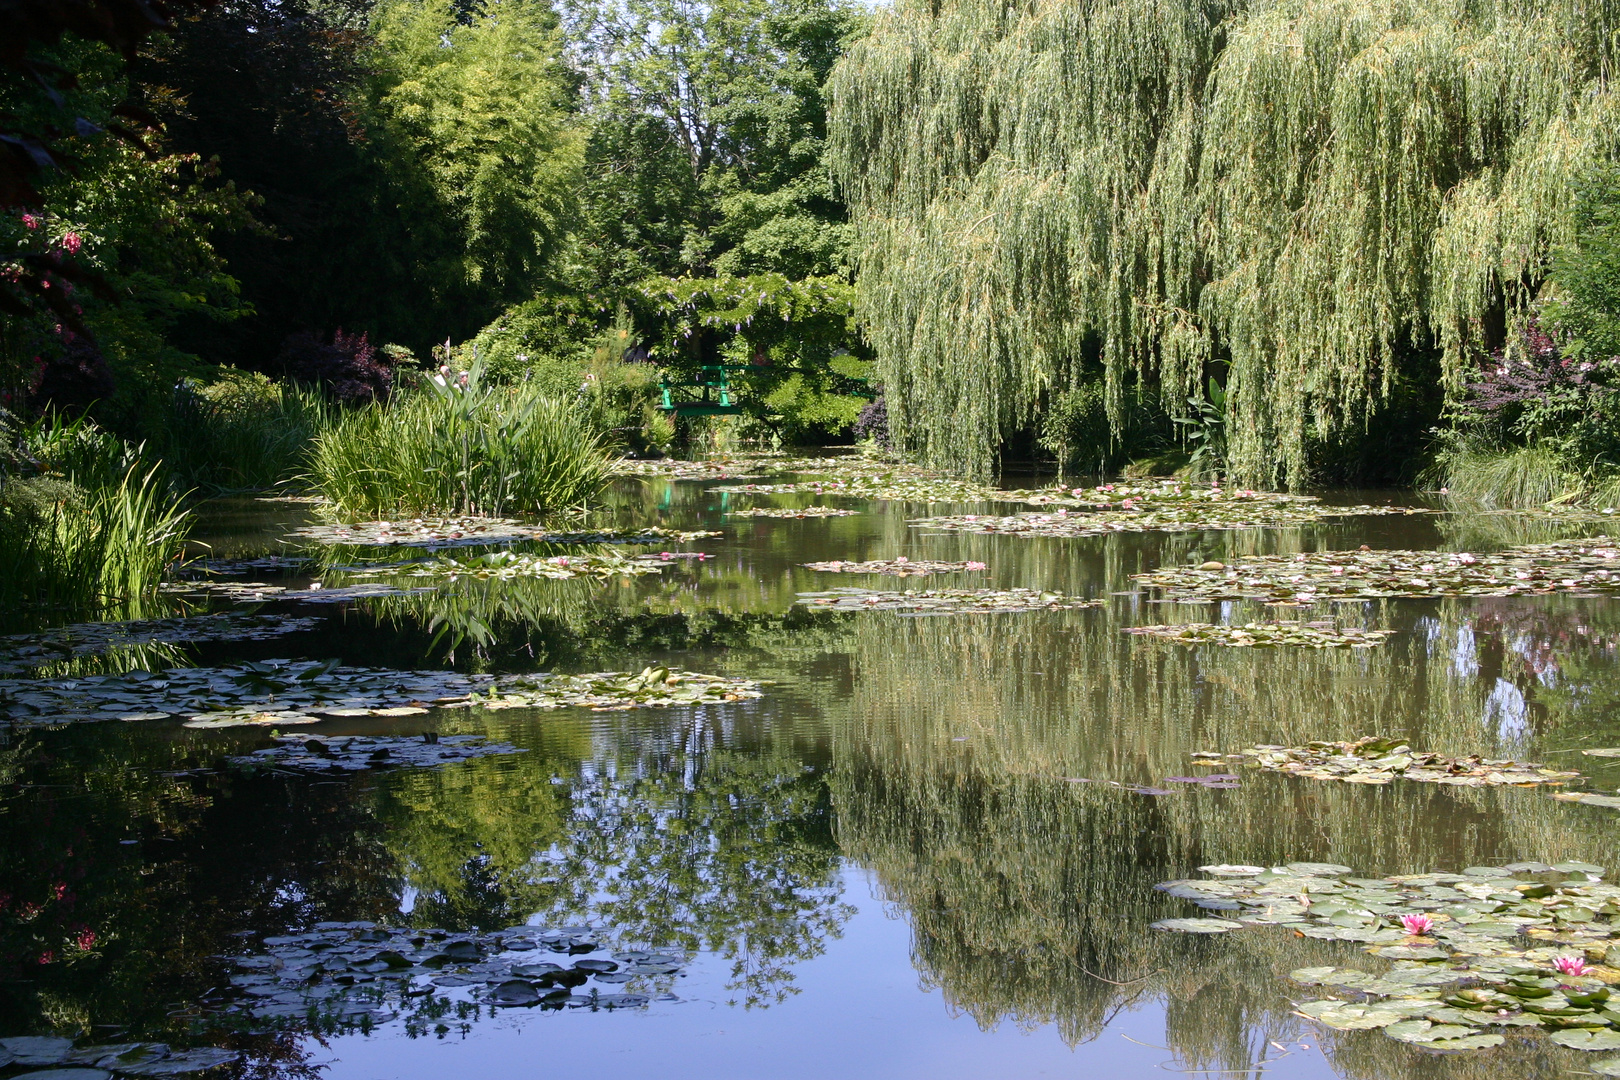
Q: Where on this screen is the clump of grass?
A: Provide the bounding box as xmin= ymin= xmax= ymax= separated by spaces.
xmin=159 ymin=372 xmax=332 ymax=492
xmin=0 ymin=412 xmax=191 ymax=629
xmin=1429 ymin=445 xmax=1586 ymax=509
xmin=308 ymin=357 xmax=614 ymax=518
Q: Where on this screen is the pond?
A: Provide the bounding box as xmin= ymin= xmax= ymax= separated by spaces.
xmin=4 ymin=465 xmax=1620 ymax=1080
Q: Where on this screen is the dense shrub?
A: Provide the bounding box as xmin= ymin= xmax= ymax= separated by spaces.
xmin=276 ymin=329 xmax=395 ymax=405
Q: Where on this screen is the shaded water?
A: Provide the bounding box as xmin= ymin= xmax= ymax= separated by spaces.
xmin=4 ymin=473 xmax=1620 ymax=1079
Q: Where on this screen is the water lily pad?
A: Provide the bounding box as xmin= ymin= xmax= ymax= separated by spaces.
xmin=1149 ymin=917 xmax=1243 ymax=933
xmin=1 ymin=1038 xmax=74 ymax=1065
xmin=730 ymin=506 xmax=859 ymax=518
xmin=1131 ymin=540 xmax=1620 ymax=604
xmin=1126 ymin=622 xmax=1395 ymax=648
xmin=118 ymin=1048 xmax=239 ymax=1075
xmin=796 ymin=588 xmax=1102 ymax=615
xmin=1553 ymin=793 xmax=1620 ymax=809
xmin=1287 ymin=862 xmax=1355 ymax=877
xmin=490 ymin=980 xmax=541 ymax=1006
xmin=10 ymin=1071 xmax=111 ymax=1080
xmin=1236 ymin=738 xmax=1579 ymax=788
xmin=802 ymin=558 xmax=987 ymax=576
xmin=232 ymin=734 xmax=524 ymax=773
xmin=1552 ymin=1028 xmax=1620 ymax=1050
xmin=288 ymin=518 xmax=717 ymax=550
xmin=1201 ymin=864 xmax=1268 ymax=876
xmin=1590 ymin=1057 xmax=1620 ymax=1075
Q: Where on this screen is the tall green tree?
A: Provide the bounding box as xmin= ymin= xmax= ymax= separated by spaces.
xmin=829 ymin=0 xmax=1619 ymax=484
xmin=565 ymin=0 xmax=865 ymax=287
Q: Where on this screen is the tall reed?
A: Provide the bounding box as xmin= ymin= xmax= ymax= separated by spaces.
xmin=0 ymin=413 xmax=191 ymax=629
xmin=308 ymin=358 xmax=614 ymax=518
xmin=158 ymin=374 xmax=332 ymax=492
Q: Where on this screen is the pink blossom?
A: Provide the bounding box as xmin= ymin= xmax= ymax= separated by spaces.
xmin=21 ymin=213 xmax=39 ymax=230
xmin=1400 ymin=914 xmax=1433 ymax=935
xmin=74 ymin=928 xmax=96 ymax=950
xmin=965 ymin=561 xmax=986 ymax=571
xmin=38 ymin=951 xmax=53 ymax=965
xmin=895 ymin=556 xmax=909 ymax=563
xmin=61 ymin=231 xmax=82 ymax=254
xmin=1553 ymin=955 xmax=1592 ymax=978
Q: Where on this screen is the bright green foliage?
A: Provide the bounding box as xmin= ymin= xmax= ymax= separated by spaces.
xmin=368 ymin=0 xmax=585 ymax=299
xmin=307 ymin=357 xmax=615 ymax=518
xmin=829 ymin=0 xmax=1620 ymax=483
xmin=0 ymin=414 xmax=191 ymax=630
xmin=1547 ymin=167 xmax=1620 ymax=366
xmin=567 ymin=0 xmax=866 ymax=285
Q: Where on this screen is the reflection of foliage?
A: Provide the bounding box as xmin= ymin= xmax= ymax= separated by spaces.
xmin=545 ymin=749 xmax=849 ymax=1007
xmin=828 ymin=600 xmax=1620 ymax=1072
xmin=374 ymin=730 xmax=850 ymax=1008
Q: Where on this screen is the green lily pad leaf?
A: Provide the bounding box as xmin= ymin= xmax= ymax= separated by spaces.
xmin=1384 ymin=1020 xmax=1436 ymax=1042
xmin=1150 ymin=917 xmax=1242 ymax=933
xmin=1200 ymin=864 xmax=1267 ymax=876
xmin=1553 ymin=794 xmax=1620 ymax=809
xmin=1555 ymin=861 xmax=1607 ymax=875
xmin=1288 ymin=862 xmax=1355 ymax=877
xmin=1589 ymin=1057 xmax=1620 ymax=1076
xmin=1307 ymin=1006 xmax=1408 ymax=1030
xmin=1290 ymin=966 xmax=1340 ymax=984
xmin=1379 ymin=946 xmax=1451 ymax=960
xmin=1583 ymin=749 xmax=1620 ymax=758
xmin=1552 ymin=1029 xmax=1620 ymax=1050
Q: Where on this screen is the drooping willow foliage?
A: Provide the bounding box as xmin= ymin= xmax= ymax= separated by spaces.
xmin=828 ymin=0 xmax=1620 ymax=484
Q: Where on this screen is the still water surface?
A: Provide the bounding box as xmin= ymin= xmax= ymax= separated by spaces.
xmin=3 ymin=473 xmax=1617 ymax=1079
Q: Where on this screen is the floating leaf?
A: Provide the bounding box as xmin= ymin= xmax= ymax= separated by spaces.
xmin=1126 ymin=622 xmax=1395 ymax=648
xmin=1150 ymin=918 xmax=1243 ymax=933
xmin=1552 ymin=1029 xmax=1620 ymax=1050
xmin=796 ymin=587 xmax=1102 ymax=616
xmin=730 ymin=506 xmax=859 ymax=518
xmin=1236 ymin=738 xmax=1580 ymax=788
xmin=1131 ymin=541 xmax=1620 ymax=604
xmin=802 ymin=558 xmax=988 ymax=576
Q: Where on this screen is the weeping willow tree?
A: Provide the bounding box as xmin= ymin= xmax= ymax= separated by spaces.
xmin=827 ymin=0 xmax=1620 ymax=485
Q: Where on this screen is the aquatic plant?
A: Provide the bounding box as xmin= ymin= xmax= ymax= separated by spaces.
xmin=797 ymin=587 xmax=1103 ymax=614
xmin=158 ymin=373 xmax=332 ymax=492
xmin=1399 ymin=914 xmax=1433 ymax=936
xmin=730 ymin=505 xmax=859 ymax=518
xmin=1233 ymin=736 xmax=1581 ymax=787
xmin=1553 ymin=955 xmax=1593 ymax=978
xmin=802 ymin=557 xmax=987 ymax=576
xmin=1124 ymin=622 xmax=1395 ymax=649
xmin=307 ymin=359 xmax=614 ymax=518
xmin=0 ymin=413 xmax=191 ymax=628
xmin=1132 ymin=540 xmax=1620 ymax=604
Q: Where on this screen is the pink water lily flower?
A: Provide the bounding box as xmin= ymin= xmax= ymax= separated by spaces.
xmin=1400 ymin=914 xmax=1433 ymax=935
xmin=965 ymin=561 xmax=986 ymax=571
xmin=1553 ymin=955 xmax=1592 ymax=978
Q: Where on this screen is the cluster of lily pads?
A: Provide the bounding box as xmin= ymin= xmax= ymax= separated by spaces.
xmin=286 ymin=519 xmax=716 ymax=550
xmin=162 ymin=580 xmax=431 ymax=604
xmin=0 ymin=614 xmax=321 ymax=676
xmin=1131 ymin=540 xmax=1620 ymax=604
xmin=801 ymin=557 xmax=987 ymax=577
xmin=0 ymin=660 xmax=762 ymax=729
xmin=795 ymin=588 xmax=1103 ymax=616
xmin=357 ymin=550 xmax=693 ymax=582
xmin=0 ymin=1035 xmax=237 ymax=1076
xmin=909 ymin=500 xmax=1428 ymax=540
xmin=1224 ymin=737 xmax=1581 ymax=788
xmin=232 ymin=734 xmax=523 ymax=773
xmin=219 ymin=921 xmax=686 ymax=1031
xmin=1151 ymin=859 xmax=1620 ymax=1058
xmin=1124 ymin=621 xmax=1396 ymax=649
xmin=729 ymin=506 xmax=859 ymax=519
xmin=715 ymin=475 xmax=1004 ymax=503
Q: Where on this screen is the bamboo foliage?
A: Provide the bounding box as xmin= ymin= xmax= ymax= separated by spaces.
xmin=828 ymin=0 xmax=1620 ymax=484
